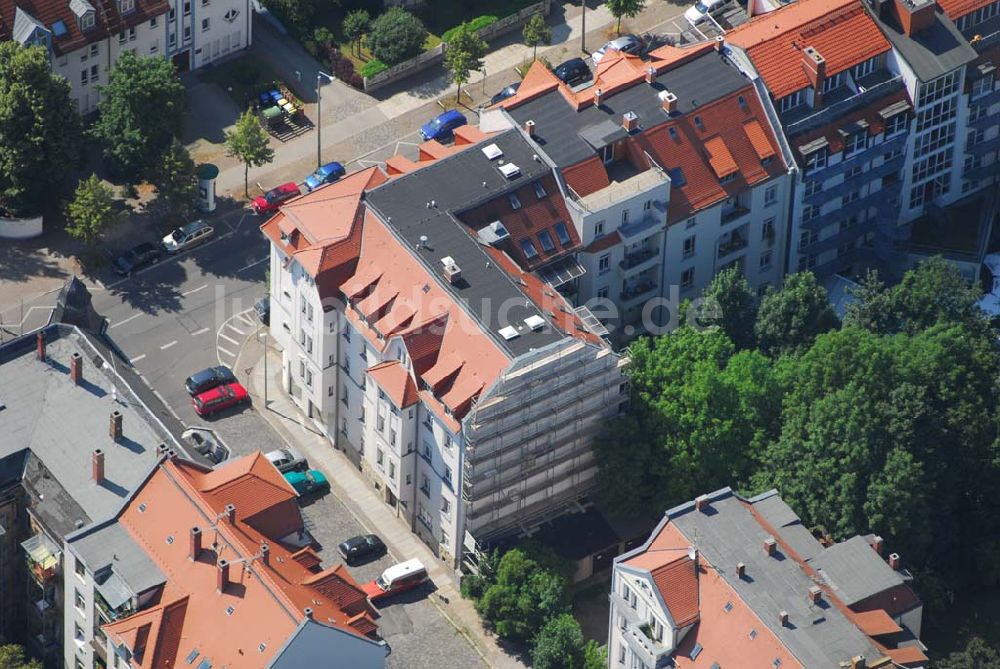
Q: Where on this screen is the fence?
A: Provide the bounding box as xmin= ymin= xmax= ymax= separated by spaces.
xmin=363 ymin=0 xmax=551 ymax=92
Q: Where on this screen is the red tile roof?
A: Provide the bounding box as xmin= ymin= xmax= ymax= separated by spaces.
xmin=703 ymin=136 xmax=740 ymax=179
xmin=726 ymin=0 xmax=891 ymax=99
xmin=853 ymin=609 xmax=903 ymax=637
xmin=651 ymin=557 xmax=700 ymax=627
xmin=584 ymin=231 xmax=622 ymax=253
xmin=886 ymin=645 xmax=930 ymax=666
xmin=102 ymin=453 xmax=380 ymax=668
xmin=937 ymin=0 xmax=992 ymax=17
xmin=561 ymin=156 xmax=611 ymax=198
xmin=367 ymin=360 xmax=420 ymax=408
xmin=743 ymin=120 xmax=777 ymax=160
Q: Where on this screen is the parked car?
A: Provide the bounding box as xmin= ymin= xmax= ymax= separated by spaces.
xmin=978 ymin=253 xmax=1000 ymax=316
xmin=553 ymin=57 xmax=592 ymax=86
xmin=303 ymin=162 xmax=346 ymax=192
xmin=685 ymin=0 xmax=727 ymax=25
xmin=338 ymin=534 xmax=386 ymax=564
xmin=592 ymin=35 xmax=644 ymax=64
xmin=192 ymin=382 xmax=249 ymax=417
xmin=254 ymin=295 xmax=270 ymax=325
xmin=161 ymin=220 xmax=214 ymax=254
xmin=283 ymin=469 xmax=330 ymax=496
xmin=113 ymin=242 xmax=161 ymax=276
xmin=490 ymin=82 xmax=521 ymax=105
xmin=264 ymin=447 xmax=307 ymax=473
xmin=419 ymin=109 xmax=468 ymax=142
xmin=362 ymin=559 xmax=428 ymax=603
xmin=252 ymin=182 xmax=301 ymax=215
xmin=184 ymin=366 xmax=237 ymax=396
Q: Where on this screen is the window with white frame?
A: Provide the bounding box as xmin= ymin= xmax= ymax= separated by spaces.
xmin=843 ymin=131 xmax=868 ymax=157
xmin=779 ymin=89 xmax=804 ymax=113
xmin=822 ymin=72 xmax=842 ymax=93
xmin=680 ymin=267 xmax=694 ymax=289
xmin=682 ymin=235 xmax=696 ymax=258
xmin=917 ymin=71 xmax=960 ymax=107
xmin=916 ymin=97 xmax=957 ymax=132
xmin=118 ymin=0 xmax=134 ymax=13
xmin=914 ymin=122 xmax=956 ymax=158
xmin=764 ymin=185 xmax=777 ymax=206
xmin=804 ymin=179 xmax=823 ymax=197
xmin=802 ymin=203 xmax=819 ymax=223
xmin=762 ymin=218 xmax=775 ymax=243
xmin=81 ymin=11 xmax=95 ymax=29
xmin=759 ymin=250 xmax=773 ymax=270
xmin=972 ymin=73 xmax=995 ymax=100
xmin=885 ymin=113 xmax=908 ymax=137
xmin=442 ymin=497 xmax=451 ymax=515
xmin=420 ymin=475 xmax=430 ymax=497
xmin=804 ymin=147 xmax=828 ymax=174
xmin=598 ymin=254 xmax=610 ymax=273
xmin=853 ymin=55 xmax=881 ymax=80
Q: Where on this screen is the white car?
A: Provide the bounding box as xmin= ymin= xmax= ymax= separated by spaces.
xmin=977 ymin=253 xmax=1000 ymax=316
xmin=264 ymin=446 xmax=308 ymax=473
xmin=592 ymin=35 xmax=644 ymax=65
xmin=685 ymin=0 xmax=726 ymax=25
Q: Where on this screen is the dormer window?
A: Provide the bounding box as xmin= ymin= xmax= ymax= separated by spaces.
xmin=779 ymin=89 xmax=804 ymax=113
xmin=81 ymin=11 xmax=95 ymax=29
xmin=853 ymin=55 xmax=881 ymax=80
xmin=119 ymin=0 xmax=134 ymax=13
xmin=821 ymin=72 xmax=842 ymax=93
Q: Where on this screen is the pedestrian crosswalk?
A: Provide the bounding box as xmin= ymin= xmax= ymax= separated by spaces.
xmin=217 ymin=308 xmax=259 ymax=367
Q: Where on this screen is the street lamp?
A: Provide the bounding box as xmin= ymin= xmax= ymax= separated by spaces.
xmin=316 ymin=71 xmax=336 ymax=169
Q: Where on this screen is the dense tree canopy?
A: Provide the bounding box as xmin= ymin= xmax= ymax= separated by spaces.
xmin=65 ymin=174 xmax=123 ymax=246
xmin=934 ymin=638 xmax=1000 ymax=669
xmin=700 ymin=266 xmax=758 ymax=350
xmin=0 ymin=43 xmax=82 ymax=215
xmin=531 ymin=613 xmax=586 ymax=669
xmin=444 ymin=23 xmax=487 ymax=101
xmin=0 ymin=644 xmax=42 ymax=669
xmin=755 ymin=272 xmax=839 ymax=356
xmin=366 ymin=8 xmax=427 ymax=66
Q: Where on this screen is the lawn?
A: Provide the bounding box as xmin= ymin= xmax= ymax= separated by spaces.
xmin=199 ymin=54 xmax=284 ymax=110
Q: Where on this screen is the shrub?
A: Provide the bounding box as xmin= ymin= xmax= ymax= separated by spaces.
xmin=360 ymin=59 xmax=388 ymax=79
xmin=334 ymin=56 xmax=356 ymax=83
xmin=442 ymin=15 xmax=497 ymax=42
xmin=366 ymin=7 xmax=427 ymax=65
xmin=518 ymin=55 xmax=550 ymax=77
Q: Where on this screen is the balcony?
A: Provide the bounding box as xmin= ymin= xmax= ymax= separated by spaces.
xmin=966 ymin=134 xmax=1000 ymax=159
xmin=721 ymin=205 xmax=750 ymax=225
xmin=717 ymin=228 xmax=748 ymax=259
xmin=799 ymin=220 xmax=876 ymax=256
xmin=619 ymin=246 xmax=659 ymax=274
xmin=963 ymin=160 xmax=1000 ymax=182
xmin=970 ymin=83 xmax=1000 ymax=109
xmin=783 ymin=74 xmax=906 ymax=136
xmin=802 ymin=183 xmax=902 ymax=231
xmin=804 ymin=153 xmax=905 ymax=208
xmin=21 ymin=533 xmax=60 ymax=584
xmin=94 ymin=591 xmax=133 ymax=623
xmin=968 ymin=109 xmax=1000 ymax=131
xmin=619 ymin=280 xmax=658 ymax=306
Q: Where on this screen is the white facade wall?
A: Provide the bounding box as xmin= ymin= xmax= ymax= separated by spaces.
xmin=62 ymin=549 xmax=98 ymax=669
xmin=608 ymin=566 xmax=675 ymax=669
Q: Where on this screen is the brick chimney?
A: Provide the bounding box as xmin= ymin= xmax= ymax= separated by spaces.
xmin=893 ymin=0 xmax=936 ymax=36
xmin=622 ymin=111 xmax=639 ymax=133
xmin=217 ymin=559 xmax=230 ymax=592
xmin=802 ymin=46 xmax=827 ymax=103
xmin=523 ymin=119 xmax=536 ymax=137
xmin=92 ymin=449 xmax=105 ymax=484
xmin=225 ymin=503 xmax=236 ymax=524
xmin=304 ymin=607 xmax=314 ymax=619
xmin=156 ymin=443 xmax=170 ymax=457
xmin=594 ymin=88 xmax=604 ymax=106
xmin=70 ymin=352 xmax=83 ymax=385
xmin=695 ymin=494 xmax=710 ymax=512
xmin=779 ymin=610 xmax=789 ymax=626
xmin=36 ymin=331 xmax=45 ymax=361
xmin=645 ymin=65 xmax=656 ymax=85
xmin=260 ymin=543 xmax=270 ymax=567
xmin=659 ymin=90 xmax=678 ymax=114
xmin=764 ymin=536 xmax=777 ymax=556
xmin=808 ymin=585 xmax=823 ymax=604
xmin=109 ymin=410 xmax=123 ymax=442
xmin=190 ymin=527 xmax=202 ymax=561
xmin=736 ymin=562 xmax=746 ymax=579
xmin=851 ymin=655 xmax=867 ymax=669
xmin=870 ymin=535 xmax=884 ymax=556
xmin=888 ymin=552 xmax=901 ymax=570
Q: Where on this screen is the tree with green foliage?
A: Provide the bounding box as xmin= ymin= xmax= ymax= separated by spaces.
xmin=843 ymin=269 xmax=897 ymax=334
xmin=225 ymin=108 xmax=275 ymax=198
xmin=475 ymin=548 xmax=569 ymax=643
xmin=700 ymin=267 xmax=758 ymax=350
xmin=366 ymin=8 xmax=428 ymax=66
xmin=154 ymin=138 xmax=197 ymax=219
xmin=343 ymin=9 xmax=370 ymax=56
xmin=936 ymin=637 xmax=1000 ymax=669
xmin=583 ymin=640 xmax=607 ymax=669
xmin=261 ymin=0 xmax=315 ymax=37
xmin=595 ymin=327 xmax=782 ymax=518
xmin=522 ymin=12 xmax=552 ymax=60
xmin=91 ymin=52 xmax=185 ymax=178
xmin=532 ymin=613 xmax=586 ymax=669
xmin=444 ymin=22 xmax=488 ymax=101
xmin=65 ymin=174 xmax=123 ymax=246
xmin=606 ymin=0 xmax=646 ymax=34
xmin=0 ymin=644 xmax=42 ymax=669
xmin=0 ymin=42 xmax=82 ymax=215
xmin=754 ymin=272 xmax=839 ymax=356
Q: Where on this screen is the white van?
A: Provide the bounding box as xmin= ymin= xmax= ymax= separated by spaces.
xmin=361 ymin=559 xmax=428 ymax=603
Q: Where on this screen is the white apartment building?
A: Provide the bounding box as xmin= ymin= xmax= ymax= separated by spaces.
xmin=2 ymin=0 xmax=251 ymax=113
xmin=262 ymin=131 xmax=627 ymax=569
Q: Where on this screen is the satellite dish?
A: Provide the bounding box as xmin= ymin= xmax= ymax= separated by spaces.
xmin=687 ymin=546 xmax=697 ymax=561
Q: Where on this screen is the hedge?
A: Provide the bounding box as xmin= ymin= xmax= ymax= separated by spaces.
xmin=441 ymin=15 xmax=498 ymax=43
xmin=361 ymin=59 xmax=389 ymax=78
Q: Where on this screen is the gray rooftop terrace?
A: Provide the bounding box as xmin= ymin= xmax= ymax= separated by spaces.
xmin=70 ymin=521 xmax=166 ymax=605
xmin=810 ymin=535 xmax=908 ymax=606
xmin=0 ymin=325 xmax=184 ymax=535
xmin=365 ymin=129 xmax=573 ymax=358
xmin=507 ymin=50 xmax=749 ymax=168
xmin=867 ymin=2 xmax=977 ymax=82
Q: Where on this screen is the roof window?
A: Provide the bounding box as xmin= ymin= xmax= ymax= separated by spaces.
xmin=258 ymin=643 xmax=266 ymax=653
xmin=553 ymin=222 xmax=571 ymax=245
xmin=690 ymin=643 xmax=703 ymax=660
xmin=186 ymin=649 xmax=200 ymax=664
xmin=668 ymin=127 xmax=679 ymax=141
xmin=738 ymin=95 xmax=748 ymax=112
xmin=509 ymin=194 xmax=522 ymax=210
xmin=694 ymin=116 xmax=705 ymax=131
xmin=668 ymin=167 xmax=686 ymax=187
xmin=521 ymin=239 xmax=538 ymax=259
xmin=197 ymin=660 xmax=212 ymax=669
xmin=533 ymin=181 xmax=546 ymax=198
xmin=538 ymin=230 xmax=555 ymax=252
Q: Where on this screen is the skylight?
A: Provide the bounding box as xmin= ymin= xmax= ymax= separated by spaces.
xmin=499 ymin=163 xmax=521 ymax=179
xmin=553 ymin=222 xmax=571 ymax=245
xmin=186 ymin=649 xmax=200 ymax=664
xmin=481 ymin=144 xmax=503 ymax=160
xmin=520 ymin=239 xmax=538 ymax=259
xmin=51 ymin=20 xmax=68 ymax=36
xmin=668 ymin=167 xmax=687 ymax=187
xmin=498 ymin=326 xmax=519 ymax=340
xmin=524 ymin=315 xmax=545 ymax=331
xmin=538 ymin=230 xmax=555 ymax=252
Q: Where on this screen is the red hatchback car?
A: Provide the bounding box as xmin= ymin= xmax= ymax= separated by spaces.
xmin=252 ymin=182 xmax=301 ymax=215
xmin=192 ymin=382 xmax=249 ymax=417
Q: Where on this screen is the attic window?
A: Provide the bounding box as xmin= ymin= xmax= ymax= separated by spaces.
xmin=668 ymin=167 xmax=687 ymax=187
xmin=533 ymin=181 xmax=546 ymax=198
xmin=520 ymin=239 xmax=538 ymax=259
xmin=749 ymin=628 xmax=758 ymax=640
xmin=226 ymin=606 xmax=235 ymax=616
xmin=694 ymin=116 xmax=705 ymax=131
xmin=509 ymin=194 xmax=522 ymax=210
xmin=258 ymin=643 xmax=266 ymax=653
xmin=773 ymin=660 xmax=782 ymax=668
xmin=166 ymin=535 xmax=175 ymax=545
xmin=138 ymin=503 xmax=147 ymax=513
xmin=186 ymin=649 xmax=200 ymax=664
xmin=197 ymin=660 xmax=212 ymax=669
xmin=554 ymin=222 xmax=571 ymax=245
xmin=690 ymin=643 xmax=703 ymax=660
xmin=723 ymin=601 xmax=733 ymax=613
xmin=538 ymin=230 xmax=555 ymax=252
xmin=738 ymin=95 xmax=748 ymax=112
xmin=52 ymin=20 xmax=68 ymax=36
xmin=668 ymin=127 xmax=679 ymax=141
xmin=81 ymin=11 xmax=95 ymax=29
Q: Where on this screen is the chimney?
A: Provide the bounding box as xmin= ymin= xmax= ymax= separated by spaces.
xmin=36 ymin=331 xmax=45 ymax=361
xmin=851 ymin=655 xmax=867 ymax=669
xmin=645 ymin=65 xmax=656 ymax=85
xmin=109 ymin=410 xmax=123 ymax=442
xmin=441 ymin=257 xmax=462 ymax=284
xmin=225 ymin=503 xmax=236 ymax=524
xmin=779 ymin=610 xmax=789 ymax=626
xmin=736 ymin=562 xmax=746 ymax=579
xmin=888 ymin=552 xmax=901 ymax=570
xmin=893 ymin=0 xmax=936 ymax=36
xmin=808 ymin=585 xmax=823 ymax=604
xmin=694 ymin=494 xmax=710 ymax=512
xmin=622 ymin=111 xmax=639 ymax=133
xmin=70 ymin=352 xmax=83 ymax=384
xmin=594 ymin=88 xmax=604 ymax=106
xmin=802 ymin=46 xmax=827 ymax=101
xmin=764 ymin=536 xmax=777 ymax=556
xmin=659 ymin=89 xmax=678 ymax=114
xmin=217 ymin=559 xmax=230 ymax=592
xmin=524 ymin=119 xmax=536 ymax=137
xmin=92 ymin=449 xmax=105 ymax=484
xmin=156 ymin=443 xmax=170 ymax=457
xmin=260 ymin=543 xmax=270 ymax=567
xmin=871 ymin=535 xmax=884 ymax=556
xmin=190 ymin=527 xmax=202 ymax=561
xmin=304 ymin=607 xmax=314 ymax=619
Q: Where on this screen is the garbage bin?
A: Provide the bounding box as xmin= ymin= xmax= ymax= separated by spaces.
xmin=196 ymin=163 xmax=220 ymax=213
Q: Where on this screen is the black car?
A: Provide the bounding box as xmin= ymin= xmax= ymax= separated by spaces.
xmin=254 ymin=295 xmax=270 ymax=325
xmin=184 ymin=366 xmax=237 ymax=396
xmin=553 ymin=58 xmax=592 ymax=86
xmin=113 ymin=242 xmax=161 ymax=276
xmin=490 ymin=82 xmax=521 ymax=105
xmin=338 ymin=534 xmax=386 ymax=564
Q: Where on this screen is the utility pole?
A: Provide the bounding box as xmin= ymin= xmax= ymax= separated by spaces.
xmin=316 ymin=72 xmax=336 ymax=168
xmin=581 ymin=0 xmax=587 ymax=53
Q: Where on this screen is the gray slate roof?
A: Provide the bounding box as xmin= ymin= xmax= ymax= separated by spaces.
xmin=668 ymin=489 xmax=883 ymax=667
xmin=0 ymin=325 xmax=181 ymax=535
xmin=506 ymin=51 xmax=749 ymax=168
xmin=70 ymin=521 xmax=166 ymax=601
xmin=365 ymin=129 xmax=570 ymax=358
xmin=268 ymin=619 xmax=388 ymax=669
xmin=809 ymin=535 xmax=907 ymax=606
xmin=868 ymin=6 xmax=977 ymax=81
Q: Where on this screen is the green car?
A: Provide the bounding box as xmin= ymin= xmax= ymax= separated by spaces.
xmin=283 ymin=469 xmax=330 ymax=496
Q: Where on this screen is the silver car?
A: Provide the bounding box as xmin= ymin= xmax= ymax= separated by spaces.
xmin=264 ymin=447 xmax=308 ymax=473
xmin=161 ymin=220 xmax=214 ymax=254
xmin=592 ymin=35 xmax=644 ymax=64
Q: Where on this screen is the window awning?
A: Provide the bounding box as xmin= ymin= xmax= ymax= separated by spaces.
xmin=536 ymin=256 xmax=586 ymax=287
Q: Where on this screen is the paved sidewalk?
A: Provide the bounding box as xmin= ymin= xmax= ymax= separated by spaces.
xmin=244 ymin=342 xmax=524 ymax=668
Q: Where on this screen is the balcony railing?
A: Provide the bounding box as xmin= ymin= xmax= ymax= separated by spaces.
xmin=963 ymin=161 xmax=1000 ymax=182
xmin=21 ymin=534 xmax=60 ymax=585
xmin=721 ymin=206 xmax=750 ymax=225
xmin=718 ymin=231 xmax=748 ymax=259
xmin=94 ymin=592 xmax=133 ymax=623
xmin=966 ymin=135 xmax=1000 ymax=159
xmin=620 ymin=281 xmax=658 ymax=304
xmin=804 ymin=153 xmax=905 ymax=207
xmin=784 ymin=75 xmax=906 ymax=136
xmin=802 ymin=182 xmax=902 ymax=231
xmin=970 ymin=84 xmax=1000 ymax=109
xmin=620 ymin=247 xmax=658 ymax=270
